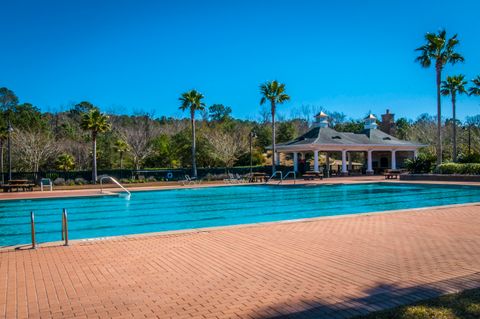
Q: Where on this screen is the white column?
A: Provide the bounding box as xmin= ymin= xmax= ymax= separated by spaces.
xmin=341 ymin=150 xmax=348 ymax=175
xmin=413 ymin=149 xmax=418 ymax=158
xmin=313 ymin=150 xmax=319 ymax=172
xmin=293 ymin=152 xmax=298 ymax=172
xmin=325 ymin=152 xmax=330 ymax=177
xmin=348 ymin=152 xmax=352 ymax=170
xmin=275 ymin=152 xmax=280 ymax=166
xmin=367 ymin=150 xmax=373 ymax=174
xmin=391 ymin=150 xmax=397 ymax=170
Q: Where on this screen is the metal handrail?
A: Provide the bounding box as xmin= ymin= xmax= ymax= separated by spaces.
xmin=280 ymin=171 xmax=296 ymax=184
xmin=99 ymin=176 xmax=131 ymax=199
xmin=62 ymin=208 xmax=69 ymax=246
xmin=266 ymin=171 xmax=283 ymax=183
xmin=30 ymin=211 xmax=36 ymax=249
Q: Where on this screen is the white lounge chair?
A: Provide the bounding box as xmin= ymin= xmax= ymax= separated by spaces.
xmin=181 ymin=175 xmax=200 ymax=186
xmin=235 ymin=173 xmax=248 ymax=183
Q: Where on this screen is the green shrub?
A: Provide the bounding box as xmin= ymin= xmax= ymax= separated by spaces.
xmin=458 ymin=152 xmax=480 ymax=163
xmin=436 ymin=163 xmax=480 ymax=175
xmin=404 ymin=154 xmax=436 ymax=174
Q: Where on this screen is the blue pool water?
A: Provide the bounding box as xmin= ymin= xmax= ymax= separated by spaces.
xmin=1 ymin=183 xmax=480 ymax=247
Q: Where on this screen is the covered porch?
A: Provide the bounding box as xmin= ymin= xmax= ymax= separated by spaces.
xmin=273 ymin=112 xmax=425 ymax=176
xmin=275 ymin=147 xmax=419 ymax=176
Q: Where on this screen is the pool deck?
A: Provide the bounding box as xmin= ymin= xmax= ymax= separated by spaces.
xmin=1 ymin=177 xmax=480 ymax=318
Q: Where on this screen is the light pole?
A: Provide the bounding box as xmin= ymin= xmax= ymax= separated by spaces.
xmin=249 ymin=131 xmax=257 ymax=175
xmin=7 ymin=122 xmax=13 ymax=182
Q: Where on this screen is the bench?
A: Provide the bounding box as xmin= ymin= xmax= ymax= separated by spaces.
xmin=2 ymin=180 xmax=35 ymax=192
xmin=302 ymin=171 xmax=324 ymax=180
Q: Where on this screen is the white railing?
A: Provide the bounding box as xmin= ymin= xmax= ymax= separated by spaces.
xmin=280 ymin=171 xmax=296 ymax=184
xmin=99 ymin=176 xmax=131 ymax=199
xmin=266 ymin=171 xmax=283 ymax=183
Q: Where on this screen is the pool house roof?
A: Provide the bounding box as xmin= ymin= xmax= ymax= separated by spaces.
xmin=275 ymin=113 xmax=425 ymax=152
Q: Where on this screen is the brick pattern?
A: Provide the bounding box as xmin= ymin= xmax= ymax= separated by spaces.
xmin=1 ymin=205 xmax=480 ymax=318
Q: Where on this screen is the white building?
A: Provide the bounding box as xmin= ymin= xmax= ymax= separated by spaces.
xmin=274 ymin=112 xmax=425 ymax=175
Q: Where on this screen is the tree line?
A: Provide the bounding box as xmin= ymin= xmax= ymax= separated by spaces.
xmin=1 ymin=85 xmax=480 ymax=180
xmin=0 ymin=29 xmax=479 ymax=181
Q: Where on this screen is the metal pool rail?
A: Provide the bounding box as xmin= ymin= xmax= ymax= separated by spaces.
xmin=99 ymin=176 xmax=131 ymax=199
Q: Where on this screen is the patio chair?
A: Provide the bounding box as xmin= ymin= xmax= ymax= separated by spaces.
xmin=224 ymin=173 xmax=238 ymax=184
xmin=181 ymin=175 xmax=200 ymax=186
xmin=235 ymin=173 xmax=248 ymax=183
xmin=40 ymin=178 xmax=53 ymax=191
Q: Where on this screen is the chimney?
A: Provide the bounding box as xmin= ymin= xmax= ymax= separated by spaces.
xmin=380 ymin=109 xmax=395 ymax=134
xmin=314 ymin=111 xmax=329 ymax=128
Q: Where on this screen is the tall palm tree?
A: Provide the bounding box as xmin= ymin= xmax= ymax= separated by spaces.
xmin=469 ymin=76 xmax=480 ymax=96
xmin=441 ymin=75 xmax=467 ymax=162
xmin=80 ymin=108 xmax=111 ymax=183
xmin=259 ymin=80 xmax=290 ymax=174
xmin=114 ymin=139 xmax=129 ymax=169
xmin=415 ymin=30 xmax=464 ymax=164
xmin=179 ymin=90 xmax=205 ymax=178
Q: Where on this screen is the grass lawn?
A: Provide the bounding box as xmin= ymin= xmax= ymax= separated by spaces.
xmin=358 ymin=289 xmax=480 ymax=319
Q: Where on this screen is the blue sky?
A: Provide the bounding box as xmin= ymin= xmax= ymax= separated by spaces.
xmin=1 ymin=0 xmax=480 ymax=121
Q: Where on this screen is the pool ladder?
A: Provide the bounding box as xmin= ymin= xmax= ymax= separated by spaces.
xmin=30 ymin=209 xmax=69 ymax=249
xmin=265 ymin=171 xmax=297 ymax=184
xmin=99 ymin=176 xmax=131 ymax=199
xmin=280 ymin=171 xmax=296 ymax=184
xmin=266 ymin=171 xmax=283 ymax=183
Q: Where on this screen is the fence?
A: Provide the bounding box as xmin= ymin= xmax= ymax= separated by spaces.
xmin=0 ymin=165 xmax=290 ymax=184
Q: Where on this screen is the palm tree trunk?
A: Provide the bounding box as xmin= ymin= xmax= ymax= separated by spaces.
xmin=435 ymin=65 xmax=443 ymax=165
xmin=191 ymin=110 xmax=197 ymax=177
xmin=271 ymin=101 xmax=276 ymax=174
xmin=92 ymin=134 xmax=97 ymax=184
xmin=120 ymin=153 xmax=123 ymax=170
xmin=452 ymin=93 xmax=457 ymax=162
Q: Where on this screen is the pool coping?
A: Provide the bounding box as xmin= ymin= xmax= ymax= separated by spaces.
xmin=1 ymin=177 xmax=480 ymax=202
xmin=3 ymin=199 xmax=480 ymax=253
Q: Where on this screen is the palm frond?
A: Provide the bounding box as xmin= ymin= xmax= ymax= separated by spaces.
xmin=415 ymin=29 xmax=463 ymax=69
xmin=178 ymin=89 xmax=205 ymax=114
xmin=441 ymin=74 xmax=467 ymax=96
xmin=469 ymin=76 xmax=480 ymax=96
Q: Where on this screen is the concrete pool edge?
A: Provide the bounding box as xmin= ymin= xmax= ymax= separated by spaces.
xmin=1 ymin=176 xmax=480 ymax=202
xmin=2 ymin=200 xmax=480 ymax=253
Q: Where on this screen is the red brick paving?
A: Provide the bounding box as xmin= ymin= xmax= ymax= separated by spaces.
xmin=1 ymin=204 xmax=480 ymax=318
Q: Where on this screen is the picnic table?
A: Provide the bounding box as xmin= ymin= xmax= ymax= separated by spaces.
xmin=2 ymin=180 xmax=35 ymax=192
xmin=383 ymin=169 xmax=405 ymax=179
xmin=302 ymin=171 xmax=324 ymax=180
xmin=250 ymin=172 xmax=268 ymax=183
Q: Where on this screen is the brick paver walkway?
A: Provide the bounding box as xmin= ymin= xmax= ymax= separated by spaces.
xmin=1 ymin=204 xmax=480 ymax=318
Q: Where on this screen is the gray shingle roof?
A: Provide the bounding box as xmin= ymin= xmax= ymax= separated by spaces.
xmin=278 ymin=126 xmax=423 ymax=147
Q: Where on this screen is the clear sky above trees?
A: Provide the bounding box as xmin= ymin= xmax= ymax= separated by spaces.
xmin=1 ymin=0 xmax=480 ymax=120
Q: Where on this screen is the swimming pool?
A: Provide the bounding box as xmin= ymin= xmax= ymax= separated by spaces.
xmin=1 ymin=183 xmax=480 ymax=247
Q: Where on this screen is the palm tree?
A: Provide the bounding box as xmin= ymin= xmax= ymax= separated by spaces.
xmin=56 ymin=153 xmax=75 ymax=172
xmin=179 ymin=90 xmax=205 ymax=177
xmin=259 ymin=80 xmax=290 ymax=174
xmin=441 ymin=75 xmax=467 ymax=162
xmin=469 ymin=76 xmax=480 ymax=96
xmin=415 ymin=30 xmax=464 ymax=164
xmin=80 ymin=108 xmax=111 ymax=183
xmin=114 ymin=139 xmax=129 ymax=169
